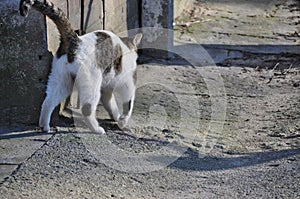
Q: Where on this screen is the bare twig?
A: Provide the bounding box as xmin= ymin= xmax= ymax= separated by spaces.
xmin=271 ymin=63 xmax=280 ymax=71
xmin=266 ymin=63 xmax=280 ymax=84
xmin=282 ymin=63 xmax=294 ymax=75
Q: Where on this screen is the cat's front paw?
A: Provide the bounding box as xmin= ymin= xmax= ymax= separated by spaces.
xmin=39 ymin=117 xmax=50 ymax=133
xmin=39 ymin=125 xmax=50 ymax=133
xmin=95 ymin=126 xmax=106 ymax=134
xmin=117 ymin=115 xmax=129 ymax=129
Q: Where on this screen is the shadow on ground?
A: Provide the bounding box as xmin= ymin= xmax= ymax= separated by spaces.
xmin=167 ymin=147 xmax=300 ymax=171
xmin=2 ymin=126 xmax=298 ymax=173
xmin=139 ymin=44 xmax=300 ymax=68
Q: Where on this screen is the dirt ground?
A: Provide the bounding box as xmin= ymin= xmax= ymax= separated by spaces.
xmin=1 ymin=0 xmax=300 ymax=198
xmin=0 ymin=64 xmax=299 ymax=198
xmin=174 ymin=0 xmax=300 ymax=45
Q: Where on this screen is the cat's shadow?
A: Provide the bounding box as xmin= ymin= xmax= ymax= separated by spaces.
xmin=59 ymin=107 xmax=122 ymax=131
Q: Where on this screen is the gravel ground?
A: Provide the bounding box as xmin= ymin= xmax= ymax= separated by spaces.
xmin=0 ymin=64 xmax=299 ymax=198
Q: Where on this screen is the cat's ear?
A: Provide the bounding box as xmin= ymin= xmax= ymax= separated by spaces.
xmin=133 ymin=33 xmax=143 ymax=47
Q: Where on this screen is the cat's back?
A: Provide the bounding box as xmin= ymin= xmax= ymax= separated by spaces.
xmin=78 ymin=30 xmax=122 ymax=51
xmin=77 ymin=30 xmax=124 ymax=72
xmin=75 ymin=30 xmax=138 ymax=80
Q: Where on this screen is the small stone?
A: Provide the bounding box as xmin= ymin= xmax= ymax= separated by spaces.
xmin=268 ymin=163 xmax=280 ymax=167
xmin=162 ymin=129 xmax=173 ymax=133
xmin=164 ymin=135 xmax=174 ymax=139
xmin=192 ymin=142 xmax=202 ymax=148
xmin=268 ymin=132 xmax=286 ymax=138
xmin=287 ymin=157 xmax=296 ymax=162
xmin=284 ymin=133 xmax=300 ymax=139
xmin=261 ymin=143 xmax=272 ymax=149
xmin=214 ymin=144 xmax=225 ymax=149
xmin=225 ymin=150 xmax=238 ymax=155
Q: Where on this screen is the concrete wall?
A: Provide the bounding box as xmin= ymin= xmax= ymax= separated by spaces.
xmin=47 ymin=0 xmax=104 ymax=55
xmin=141 ymin=0 xmax=174 ymax=59
xmin=47 ymin=0 xmax=141 ymax=54
xmin=105 ymin=0 xmax=141 ymax=36
xmin=46 ymin=0 xmax=67 ymax=54
xmin=0 ymin=0 xmax=52 ymax=125
xmin=105 ymin=0 xmax=128 ymax=33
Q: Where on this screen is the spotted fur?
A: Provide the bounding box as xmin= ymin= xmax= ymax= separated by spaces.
xmin=94 ymin=32 xmax=123 ymax=74
xmin=20 ymin=0 xmax=142 ymax=133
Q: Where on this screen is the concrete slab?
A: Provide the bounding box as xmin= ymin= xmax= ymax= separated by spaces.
xmin=0 ymin=127 xmax=52 ymax=183
xmin=174 ymin=0 xmax=300 ymax=67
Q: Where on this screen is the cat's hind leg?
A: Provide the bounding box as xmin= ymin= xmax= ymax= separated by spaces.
xmin=118 ymin=94 xmax=135 ymax=129
xmin=81 ymin=102 xmax=105 ymax=134
xmin=77 ymin=69 xmax=105 ymax=134
xmin=100 ymin=89 xmax=120 ymax=122
xmin=39 ymin=72 xmax=73 ymax=132
xmin=115 ymin=80 xmax=136 ymax=129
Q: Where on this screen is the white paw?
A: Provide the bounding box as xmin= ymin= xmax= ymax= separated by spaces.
xmin=43 ymin=125 xmax=51 ymax=133
xmin=39 ymin=118 xmax=50 ymax=132
xmin=39 ymin=119 xmax=44 ymax=129
xmin=95 ymin=127 xmax=106 ymax=134
xmin=117 ymin=115 xmax=129 ymax=129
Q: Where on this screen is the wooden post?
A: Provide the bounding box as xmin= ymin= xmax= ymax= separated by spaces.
xmin=141 ymin=0 xmax=174 ymax=60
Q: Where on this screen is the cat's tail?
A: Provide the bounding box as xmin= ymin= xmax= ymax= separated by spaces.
xmin=19 ymin=0 xmax=79 ymax=62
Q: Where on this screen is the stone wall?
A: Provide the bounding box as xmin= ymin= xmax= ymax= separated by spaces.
xmin=47 ymin=0 xmax=142 ymax=55
xmin=0 ymin=0 xmax=52 ymax=126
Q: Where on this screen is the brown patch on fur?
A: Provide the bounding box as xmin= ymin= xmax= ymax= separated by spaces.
xmin=114 ymin=44 xmax=123 ymax=74
xmin=95 ymin=32 xmax=113 ymax=72
xmin=133 ymin=69 xmax=137 ymax=84
xmin=56 ymin=41 xmax=67 ymax=58
xmin=82 ymin=103 xmax=92 ymax=116
xmin=95 ymin=32 xmax=123 ymax=74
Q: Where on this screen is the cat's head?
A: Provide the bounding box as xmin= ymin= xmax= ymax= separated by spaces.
xmin=121 ymin=33 xmax=143 ymax=52
xmin=19 ymin=0 xmax=33 ymax=17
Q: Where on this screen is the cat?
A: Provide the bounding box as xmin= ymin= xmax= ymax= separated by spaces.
xmin=19 ymin=0 xmax=142 ymax=134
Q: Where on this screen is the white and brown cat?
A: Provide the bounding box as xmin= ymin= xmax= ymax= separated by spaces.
xmin=19 ymin=0 xmax=142 ymax=134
